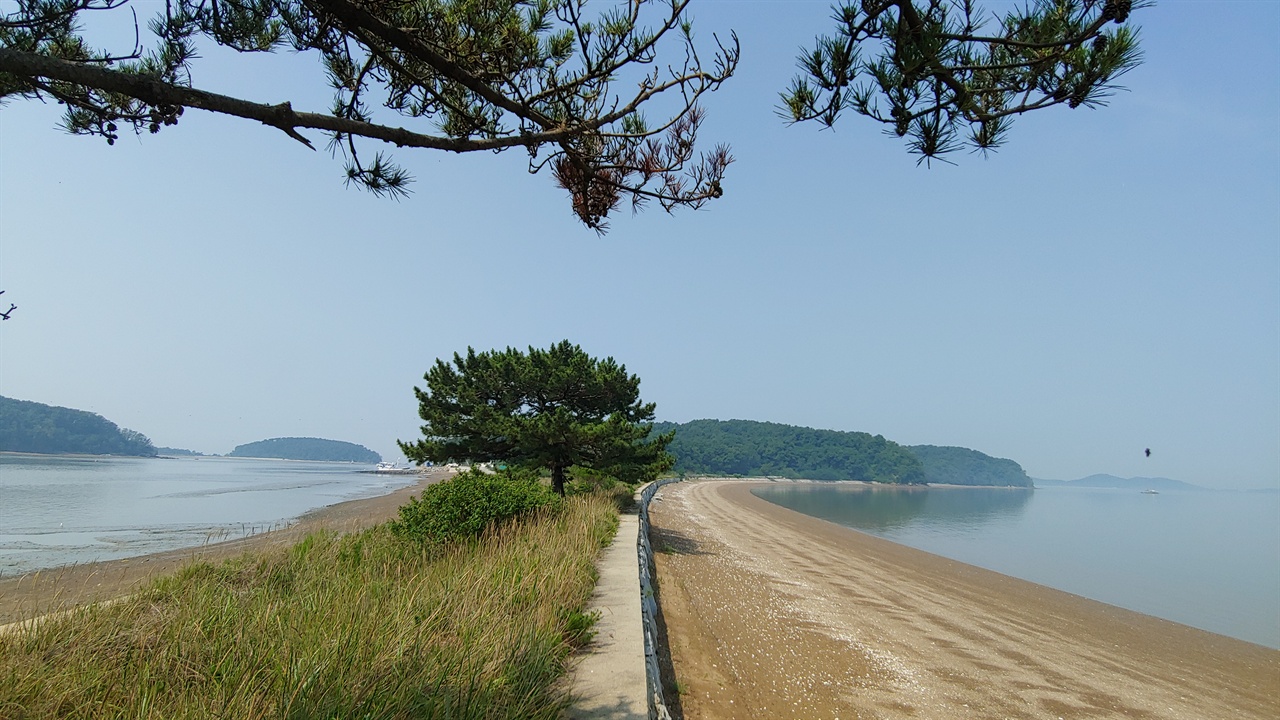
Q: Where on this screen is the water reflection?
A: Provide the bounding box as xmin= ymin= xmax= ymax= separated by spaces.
xmin=752 ymin=482 xmax=1033 ymax=533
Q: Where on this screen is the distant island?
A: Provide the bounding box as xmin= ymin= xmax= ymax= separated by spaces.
xmin=0 ymin=396 xmax=157 ymax=457
xmin=654 ymin=419 xmax=926 ymax=484
xmin=1034 ymin=474 xmax=1205 ymax=492
xmin=228 ymin=437 xmax=381 ymax=463
xmin=1 ymin=395 xmax=1207 ymax=489
xmin=156 ymin=447 xmax=208 ymax=456
xmin=908 ymin=445 xmax=1034 ymax=487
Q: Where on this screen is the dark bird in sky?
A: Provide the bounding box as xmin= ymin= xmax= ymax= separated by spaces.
xmin=1145 ymin=448 xmax=1151 ymax=457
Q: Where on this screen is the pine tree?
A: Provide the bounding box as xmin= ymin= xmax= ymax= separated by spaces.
xmin=399 ymin=340 xmax=672 ymax=495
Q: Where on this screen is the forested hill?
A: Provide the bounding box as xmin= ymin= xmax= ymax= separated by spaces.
xmin=654 ymin=419 xmax=925 ymax=484
xmin=228 ymin=437 xmax=381 ymax=463
xmin=906 ymin=445 xmax=1034 ymax=487
xmin=0 ymin=396 xmax=157 ymax=456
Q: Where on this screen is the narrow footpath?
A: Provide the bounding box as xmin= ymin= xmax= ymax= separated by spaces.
xmin=566 ymin=509 xmax=649 ymax=719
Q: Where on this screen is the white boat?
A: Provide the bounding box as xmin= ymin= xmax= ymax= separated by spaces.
xmin=1141 ymin=489 xmax=1159 ymax=495
xmin=375 ymin=462 xmax=399 ymax=472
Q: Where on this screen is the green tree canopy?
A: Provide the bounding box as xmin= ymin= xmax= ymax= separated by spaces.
xmin=907 ymin=445 xmax=1033 ymax=487
xmin=655 ymin=418 xmax=925 ymax=484
xmin=399 ymin=340 xmax=672 ymax=495
xmin=784 ymin=0 xmax=1145 ymax=161
xmin=0 ymin=395 xmax=157 ymax=456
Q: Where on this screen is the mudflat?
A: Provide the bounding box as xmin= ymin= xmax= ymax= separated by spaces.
xmin=649 ymin=479 xmax=1279 ymax=720
xmin=0 ymin=468 xmax=450 ymax=627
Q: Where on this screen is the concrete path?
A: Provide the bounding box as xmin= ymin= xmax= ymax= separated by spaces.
xmin=565 ymin=510 xmax=648 ymax=719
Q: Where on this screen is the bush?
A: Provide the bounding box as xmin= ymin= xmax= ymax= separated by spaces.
xmin=392 ymin=467 xmax=561 ymax=543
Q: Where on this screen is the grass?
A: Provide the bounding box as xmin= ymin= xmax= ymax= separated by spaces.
xmin=0 ymin=491 xmax=623 ymax=719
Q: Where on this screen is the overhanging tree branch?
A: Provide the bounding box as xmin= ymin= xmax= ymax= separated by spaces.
xmin=783 ymin=0 xmax=1147 ymax=161
xmin=1 ymin=0 xmax=738 ymax=230
xmin=0 ymin=46 xmax=586 ymax=151
xmin=303 ymin=0 xmax=558 ymax=129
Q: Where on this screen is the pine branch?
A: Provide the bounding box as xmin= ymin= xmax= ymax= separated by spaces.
xmin=782 ymin=0 xmax=1146 ymax=160
xmin=0 ymin=47 xmax=593 ymax=152
xmin=1 ymin=0 xmax=739 ymax=231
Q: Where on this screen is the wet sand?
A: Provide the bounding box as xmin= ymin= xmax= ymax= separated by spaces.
xmin=649 ymin=479 xmax=1280 ymax=720
xmin=0 ymin=468 xmax=450 ymax=626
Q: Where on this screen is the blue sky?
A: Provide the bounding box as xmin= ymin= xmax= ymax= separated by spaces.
xmin=1 ymin=1 xmax=1276 ymax=489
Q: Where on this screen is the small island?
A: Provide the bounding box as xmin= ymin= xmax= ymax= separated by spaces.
xmin=227 ymin=437 xmax=381 ymax=463
xmin=156 ymin=447 xmax=208 ymax=457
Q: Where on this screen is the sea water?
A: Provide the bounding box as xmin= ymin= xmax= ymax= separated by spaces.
xmin=0 ymin=454 xmax=418 ymax=577
xmin=752 ymin=483 xmax=1280 ymax=650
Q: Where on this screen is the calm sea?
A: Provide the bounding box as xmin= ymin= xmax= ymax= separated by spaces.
xmin=0 ymin=454 xmax=418 ymax=577
xmin=752 ymin=483 xmax=1280 ymax=650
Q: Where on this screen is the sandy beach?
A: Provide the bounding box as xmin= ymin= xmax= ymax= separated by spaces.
xmin=0 ymin=468 xmax=450 ymax=627
xmin=649 ymin=479 xmax=1280 ymax=720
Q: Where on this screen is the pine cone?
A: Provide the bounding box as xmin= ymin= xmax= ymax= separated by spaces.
xmin=1101 ymin=0 xmax=1132 ymax=23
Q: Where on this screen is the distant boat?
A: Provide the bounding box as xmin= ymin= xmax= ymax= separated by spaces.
xmin=375 ymin=462 xmax=398 ymax=472
xmin=1141 ymin=489 xmax=1159 ymax=495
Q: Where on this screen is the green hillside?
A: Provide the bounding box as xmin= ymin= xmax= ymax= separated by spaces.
xmin=906 ymin=445 xmax=1033 ymax=487
xmin=655 ymin=419 xmax=925 ymax=484
xmin=0 ymin=396 xmax=157 ymax=456
xmin=228 ymin=437 xmax=381 ymax=463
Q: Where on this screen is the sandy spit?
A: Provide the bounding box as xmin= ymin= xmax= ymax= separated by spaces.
xmin=649 ymin=479 xmax=1279 ymax=720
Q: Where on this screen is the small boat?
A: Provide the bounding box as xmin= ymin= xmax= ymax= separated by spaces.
xmin=1141 ymin=489 xmax=1159 ymax=495
xmin=375 ymin=462 xmax=399 ymax=472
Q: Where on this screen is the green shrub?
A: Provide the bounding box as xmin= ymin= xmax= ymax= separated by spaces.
xmin=392 ymin=467 xmax=561 ymax=543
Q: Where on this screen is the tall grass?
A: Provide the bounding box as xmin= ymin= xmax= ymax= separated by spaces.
xmin=0 ymin=492 xmax=621 ymax=719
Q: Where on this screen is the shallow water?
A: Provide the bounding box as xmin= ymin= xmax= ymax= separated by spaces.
xmin=753 ymin=483 xmax=1280 ymax=649
xmin=0 ymin=454 xmax=417 ymax=576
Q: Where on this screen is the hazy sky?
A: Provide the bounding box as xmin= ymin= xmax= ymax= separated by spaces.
xmin=1 ymin=2 xmax=1276 ymax=489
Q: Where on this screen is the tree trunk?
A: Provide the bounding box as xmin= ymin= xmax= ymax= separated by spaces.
xmin=552 ymin=463 xmax=566 ymax=497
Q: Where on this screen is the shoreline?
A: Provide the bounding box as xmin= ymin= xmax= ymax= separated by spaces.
xmin=0 ymin=468 xmax=449 ymax=626
xmin=650 ymin=479 xmax=1279 ymax=719
xmin=749 ymin=477 xmax=1277 ymax=648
